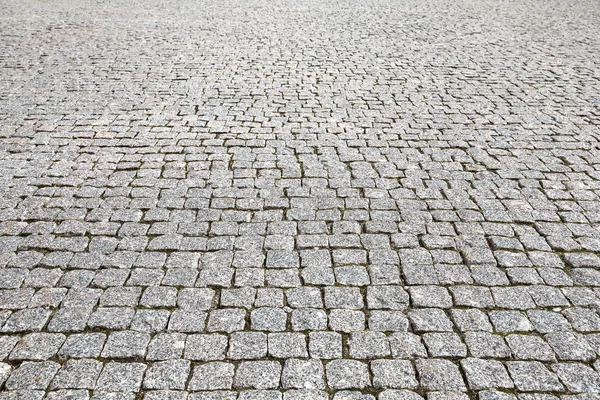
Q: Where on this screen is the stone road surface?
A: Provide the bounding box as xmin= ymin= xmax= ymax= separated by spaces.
xmin=1 ymin=0 xmax=600 ymax=399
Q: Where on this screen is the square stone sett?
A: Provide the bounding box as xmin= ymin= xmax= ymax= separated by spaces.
xmin=167 ymin=310 xmax=206 ymax=332
xmin=162 ymin=268 xmax=198 ymax=287
xmin=324 ymin=287 xmax=363 ymax=309
xmin=436 ymin=264 xmax=473 ymax=285
xmin=415 ymin=359 xmax=466 ymax=391
xmin=92 ymin=269 xmax=129 ymax=288
xmin=143 ymin=359 xmax=190 ymax=390
xmin=10 ymin=333 xmax=65 ymax=361
xmin=334 ymin=266 xmax=370 ymax=286
xmin=552 ymin=363 xmax=600 ymax=393
xmin=451 ymin=309 xmax=492 ymax=332
xmin=489 ymin=311 xmax=533 ymax=332
xmin=228 ymin=332 xmax=267 ymax=360
xmin=450 ymin=286 xmax=495 ymax=308
xmin=562 ymin=287 xmax=599 ymax=306
xmin=371 ymin=360 xmax=418 ymax=389
xmin=266 ymin=251 xmax=299 ymax=268
xmin=564 ymin=307 xmax=600 ymax=332
xmin=196 ymin=267 xmax=235 ymax=287
xmin=527 ymin=310 xmax=572 ymax=333
xmin=101 ymin=331 xmax=150 ymax=359
xmin=329 ymin=309 xmax=365 ymax=332
xmin=126 ymin=269 xmax=164 ymax=287
xmin=96 ymin=362 xmax=147 ymax=392
xmin=50 ymin=359 xmax=103 ymax=389
xmin=235 ymin=269 xmax=265 ymax=287
xmin=367 ymin=286 xmax=409 ymax=309
xmin=268 ymin=333 xmax=308 ymax=358
xmin=24 ymin=268 xmax=62 ymax=288
xmin=146 ymin=333 xmax=186 ymax=361
xmin=234 ymin=361 xmax=282 ymax=389
xmin=506 ymin=334 xmax=555 ymax=362
xmin=196 ymin=266 xmax=234 ymax=287
xmin=99 ymin=287 xmax=141 ymax=307
xmin=133 ymin=252 xmax=166 ymax=269
xmin=29 ymin=288 xmax=63 ymax=309
xmin=140 ymin=286 xmax=178 ymax=307
xmin=130 ymin=309 xmax=170 ymax=333
xmin=255 ymin=289 xmax=284 ymax=307
xmin=221 ymin=287 xmax=257 ymax=308
xmin=491 ymin=287 xmax=535 ymax=309
xmin=5 ymin=361 xmax=60 ymax=390
xmin=58 ymin=333 xmax=106 ymax=359
xmin=423 ymin=333 xmax=467 ymax=357
xmin=333 ymin=250 xmax=367 ymax=265
xmin=369 ymin=311 xmax=409 ymax=331
xmin=178 ymin=288 xmax=216 ymax=311
xmin=464 ymin=332 xmax=511 ymax=359
xmin=368 ymin=264 xmax=401 ymax=285
xmin=389 ymin=332 xmax=428 ymax=359
xmin=469 ymin=265 xmax=509 ymax=286
xmin=251 ymin=307 xmax=287 ymax=331
xmin=326 ymin=360 xmax=370 ymax=390
xmin=265 ymin=269 xmax=301 ymax=288
xmin=506 ymin=361 xmax=564 ymax=391
xmin=1 ymin=308 xmax=52 ymax=333
xmin=402 ymin=264 xmax=438 ymax=285
xmin=188 ymin=361 xmax=235 ymax=390
xmin=88 ymin=307 xmax=134 ymax=330
xmin=409 ymin=308 xmax=453 ymax=332
xmin=546 ymin=332 xmax=595 ymax=361
xmin=184 ymin=334 xmax=228 ymax=361
xmin=348 ymin=332 xmax=390 ymax=359
xmin=309 ymin=332 xmax=342 ymax=359
xmin=291 ymin=308 xmax=328 ymax=331
xmin=300 ymin=250 xmax=331 ymax=268
xmin=281 ymin=359 xmax=325 ymax=389
xmin=301 ymin=267 xmax=335 ymax=286
xmin=506 ymin=268 xmax=543 ymax=285
xmin=460 ymin=358 xmax=513 ymax=390
xmin=286 ymin=287 xmax=322 ymax=308
xmin=0 ymin=288 xmax=35 ymax=309
xmin=408 ymin=286 xmax=453 ymax=308
xmin=207 ymin=308 xmax=247 ymax=333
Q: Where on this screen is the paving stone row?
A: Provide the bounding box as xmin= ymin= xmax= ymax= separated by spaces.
xmin=1 ymin=0 xmax=600 ymax=398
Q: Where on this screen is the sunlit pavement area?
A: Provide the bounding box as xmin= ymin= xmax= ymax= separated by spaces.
xmin=1 ymin=0 xmax=600 ymax=398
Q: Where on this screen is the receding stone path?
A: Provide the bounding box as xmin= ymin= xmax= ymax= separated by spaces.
xmin=1 ymin=0 xmax=600 ymax=399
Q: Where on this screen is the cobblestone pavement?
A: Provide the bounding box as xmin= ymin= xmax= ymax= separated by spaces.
xmin=1 ymin=0 xmax=600 ymax=399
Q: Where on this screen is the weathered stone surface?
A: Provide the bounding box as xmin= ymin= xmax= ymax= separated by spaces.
xmin=0 ymin=1 xmax=598 ymax=398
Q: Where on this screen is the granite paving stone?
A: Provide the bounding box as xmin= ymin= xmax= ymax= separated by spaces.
xmin=0 ymin=0 xmax=599 ymax=398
